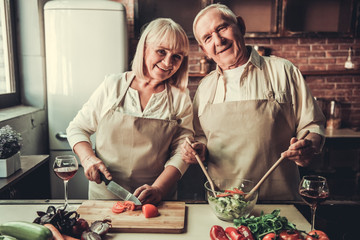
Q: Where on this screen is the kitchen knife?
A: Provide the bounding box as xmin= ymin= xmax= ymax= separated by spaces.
xmin=99 ymin=172 xmax=142 ymax=205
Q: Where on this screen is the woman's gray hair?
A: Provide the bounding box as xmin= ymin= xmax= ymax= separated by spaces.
xmin=193 ymin=3 xmax=238 ymax=43
xmin=131 ymin=18 xmax=189 ymax=91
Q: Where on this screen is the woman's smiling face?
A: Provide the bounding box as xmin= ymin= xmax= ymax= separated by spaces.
xmin=143 ymin=43 xmax=184 ymax=82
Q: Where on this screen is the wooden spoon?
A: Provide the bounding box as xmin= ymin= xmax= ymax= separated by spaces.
xmin=185 ymin=137 xmax=217 ymax=197
xmin=244 ymin=130 xmax=310 ymax=201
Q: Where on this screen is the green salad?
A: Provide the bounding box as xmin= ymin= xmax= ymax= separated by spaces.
xmin=208 ymin=188 xmax=253 ymax=220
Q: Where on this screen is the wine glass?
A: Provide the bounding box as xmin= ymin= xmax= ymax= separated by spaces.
xmin=53 ymin=155 xmax=79 ymax=211
xmin=299 ymin=175 xmax=329 ymax=230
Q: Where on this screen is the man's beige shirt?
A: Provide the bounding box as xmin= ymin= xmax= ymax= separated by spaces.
xmin=193 ymin=47 xmax=326 ymax=144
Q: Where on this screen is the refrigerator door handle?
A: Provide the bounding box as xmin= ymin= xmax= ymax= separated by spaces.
xmin=55 ymin=132 xmax=68 ymax=141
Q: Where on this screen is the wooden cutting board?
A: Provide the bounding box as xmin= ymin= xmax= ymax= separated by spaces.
xmin=77 ymin=200 xmax=186 ymax=233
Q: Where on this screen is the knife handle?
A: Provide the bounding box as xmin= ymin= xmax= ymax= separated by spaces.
xmin=99 ymin=172 xmax=110 ymax=185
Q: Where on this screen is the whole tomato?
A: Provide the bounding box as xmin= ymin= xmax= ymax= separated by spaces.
xmin=279 ymin=230 xmax=303 ymax=240
xmin=305 ymin=230 xmax=329 ymax=240
xmin=262 ymin=233 xmax=276 ymax=240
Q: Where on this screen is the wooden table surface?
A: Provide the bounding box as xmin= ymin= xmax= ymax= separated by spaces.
xmin=0 ymin=200 xmax=310 ymax=240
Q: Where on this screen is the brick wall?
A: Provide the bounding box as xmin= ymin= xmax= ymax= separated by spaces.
xmin=189 ymin=38 xmax=360 ymax=129
xmin=114 ymin=0 xmax=360 ymax=129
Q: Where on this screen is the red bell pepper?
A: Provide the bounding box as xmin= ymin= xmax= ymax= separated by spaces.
xmin=225 ymin=227 xmax=245 ymax=240
xmin=237 ymin=225 xmax=255 ymax=240
xmin=210 ymin=225 xmax=229 ymax=240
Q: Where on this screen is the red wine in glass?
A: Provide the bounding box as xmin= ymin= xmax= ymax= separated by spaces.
xmin=299 ymin=175 xmax=329 ymax=231
xmin=54 ymin=167 xmax=78 ymax=181
xmin=53 ymin=155 xmax=79 ymax=210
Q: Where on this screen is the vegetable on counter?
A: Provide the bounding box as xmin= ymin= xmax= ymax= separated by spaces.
xmin=33 ymin=205 xmax=112 ymax=239
xmin=210 ymin=225 xmax=229 ymax=240
xmin=234 ymin=209 xmax=297 ymax=240
xmin=278 ymin=229 xmax=303 ymax=240
xmin=44 ymin=223 xmax=64 ymax=240
xmin=237 ymin=225 xmax=255 ymax=240
xmin=0 ymin=235 xmax=18 ymax=240
xmin=225 ymin=227 xmax=244 ymax=240
xmin=305 ymin=230 xmax=329 ymax=240
xmin=0 ymin=221 xmax=53 ymax=240
xmin=262 ymin=232 xmax=276 ymax=240
xmin=142 ymin=204 xmax=159 ymax=218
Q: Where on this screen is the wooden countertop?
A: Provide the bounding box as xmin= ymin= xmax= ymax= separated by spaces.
xmin=0 ymin=200 xmax=310 ymax=239
xmin=0 ymin=155 xmax=49 ymax=193
xmin=325 ymin=128 xmax=360 ymax=138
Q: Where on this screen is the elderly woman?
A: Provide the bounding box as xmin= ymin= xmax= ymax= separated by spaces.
xmin=67 ymin=18 xmax=193 ymax=204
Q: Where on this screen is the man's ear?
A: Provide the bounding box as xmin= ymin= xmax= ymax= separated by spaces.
xmin=236 ymin=16 xmax=246 ymax=35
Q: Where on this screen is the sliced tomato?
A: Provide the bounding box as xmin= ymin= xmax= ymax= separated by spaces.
xmin=305 ymin=230 xmax=329 ymax=240
xmin=216 ymin=193 xmax=233 ymax=197
xmin=112 ymin=201 xmax=126 ymax=213
xmin=232 ymin=188 xmax=245 ymax=194
xmin=262 ymin=233 xmax=276 ymax=240
xmin=124 ymin=201 xmax=136 ymax=211
xmin=142 ymin=204 xmax=159 ymax=218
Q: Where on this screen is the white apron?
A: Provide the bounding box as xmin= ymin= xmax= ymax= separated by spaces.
xmin=199 ymin=75 xmax=301 ymax=201
xmin=89 ymin=74 xmax=179 ymax=199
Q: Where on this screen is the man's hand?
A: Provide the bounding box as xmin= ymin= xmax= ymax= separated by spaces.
xmin=281 ymin=132 xmax=322 ymax=167
xmin=181 ymin=139 xmax=207 ymax=164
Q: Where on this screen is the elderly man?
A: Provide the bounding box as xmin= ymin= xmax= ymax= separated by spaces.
xmin=182 ymin=3 xmax=325 ymax=201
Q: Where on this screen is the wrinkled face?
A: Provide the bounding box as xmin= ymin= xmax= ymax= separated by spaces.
xmin=195 ymin=9 xmax=246 ymax=70
xmin=144 ymin=43 xmax=184 ymax=82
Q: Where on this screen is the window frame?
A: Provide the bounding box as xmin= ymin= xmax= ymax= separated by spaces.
xmin=0 ymin=0 xmax=20 ymax=109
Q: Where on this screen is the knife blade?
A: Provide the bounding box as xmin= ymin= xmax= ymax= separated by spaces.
xmin=99 ymin=172 xmax=142 ymax=205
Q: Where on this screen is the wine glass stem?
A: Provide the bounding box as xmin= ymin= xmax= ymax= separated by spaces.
xmin=64 ymin=180 xmax=69 ymax=209
xmin=310 ymin=204 xmax=317 ymax=230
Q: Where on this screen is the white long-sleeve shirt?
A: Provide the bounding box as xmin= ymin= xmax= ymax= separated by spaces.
xmin=67 ymin=72 xmax=193 ymax=175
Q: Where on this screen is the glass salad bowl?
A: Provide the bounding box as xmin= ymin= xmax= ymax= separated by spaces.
xmin=204 ymin=179 xmax=258 ymax=222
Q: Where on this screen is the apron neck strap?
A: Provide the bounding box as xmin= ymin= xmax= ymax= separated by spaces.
xmin=165 ymin=83 xmax=176 ymax=120
xmin=112 ymin=72 xmax=135 ymax=109
xmin=112 ymin=73 xmax=175 ymax=120
xmin=208 ymin=76 xmax=220 ymax=104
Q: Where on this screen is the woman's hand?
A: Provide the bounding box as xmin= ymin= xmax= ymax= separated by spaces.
xmin=73 ymin=141 xmax=112 ymax=184
xmin=181 ymin=139 xmax=207 ymax=164
xmin=281 ymin=132 xmax=322 ymax=167
xmin=82 ymin=155 xmax=112 ymax=184
xmin=133 ymin=184 xmax=163 ymax=205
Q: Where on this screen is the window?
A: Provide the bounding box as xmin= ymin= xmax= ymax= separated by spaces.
xmin=0 ymin=0 xmax=19 ymax=108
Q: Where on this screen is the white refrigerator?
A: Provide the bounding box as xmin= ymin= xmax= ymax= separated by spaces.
xmin=44 ymin=0 xmax=128 ymax=199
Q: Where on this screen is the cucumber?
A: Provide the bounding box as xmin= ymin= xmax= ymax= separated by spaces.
xmin=0 ymin=221 xmax=52 ymax=240
xmin=0 ymin=235 xmax=18 ymax=240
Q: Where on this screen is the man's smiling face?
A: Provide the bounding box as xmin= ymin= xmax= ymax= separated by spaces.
xmin=195 ymin=8 xmax=247 ymax=70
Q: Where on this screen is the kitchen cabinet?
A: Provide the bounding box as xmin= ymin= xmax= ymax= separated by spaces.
xmin=135 ymin=0 xmax=360 ymax=38
xmin=0 ymin=155 xmax=50 ymax=199
xmin=134 ymin=0 xmax=207 ymax=37
xmin=282 ymin=0 xmax=359 ymax=37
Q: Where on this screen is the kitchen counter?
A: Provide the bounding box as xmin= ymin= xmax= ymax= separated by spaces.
xmin=325 ymin=128 xmax=360 ymax=138
xmin=0 ymin=200 xmax=310 ymax=239
xmin=0 ymin=155 xmax=50 ymax=199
